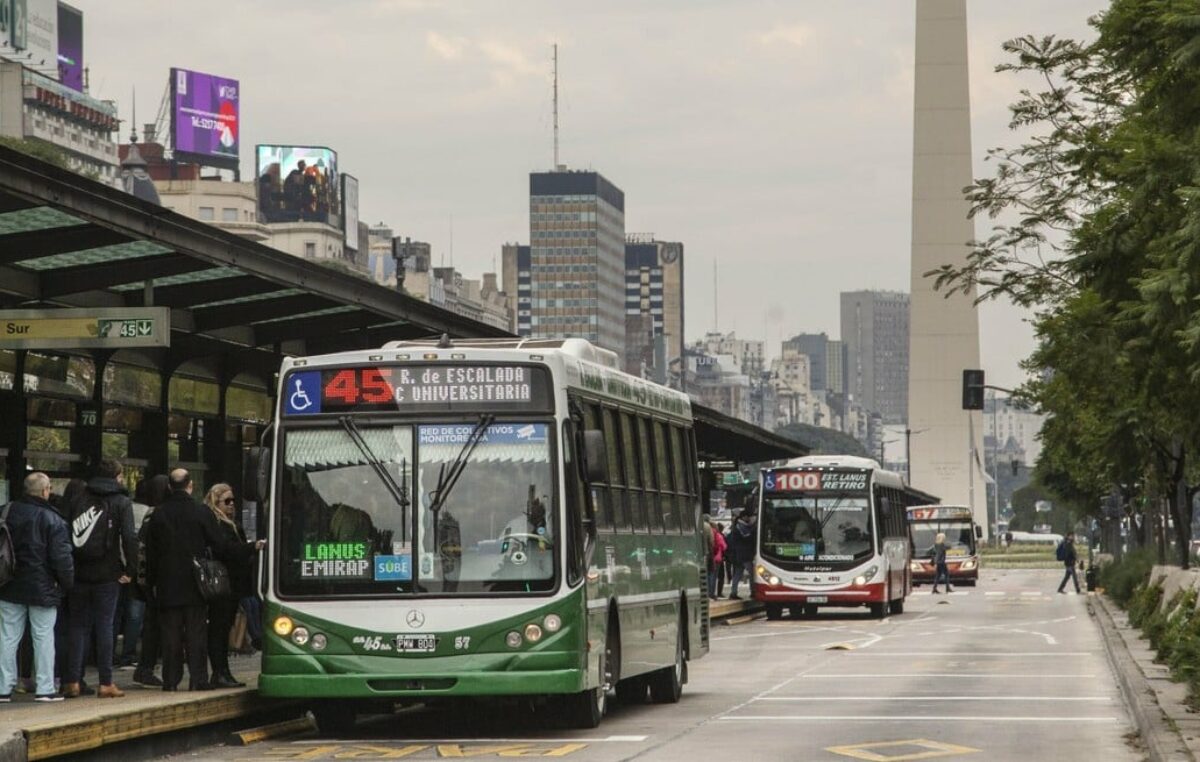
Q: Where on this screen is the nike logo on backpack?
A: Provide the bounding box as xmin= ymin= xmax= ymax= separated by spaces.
xmin=72 ymin=507 xmax=101 ymax=549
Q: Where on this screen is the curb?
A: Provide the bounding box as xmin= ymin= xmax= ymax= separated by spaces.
xmin=1091 ymin=595 xmax=1194 ymax=761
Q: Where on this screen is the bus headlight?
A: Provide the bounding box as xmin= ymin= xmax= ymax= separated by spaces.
xmin=273 ymin=616 xmax=294 ymax=637
xmin=506 ymin=631 xmax=523 ymax=648
xmin=768 ymin=575 xmax=781 ymax=586
xmin=960 ymin=559 xmax=977 ymax=570
xmin=524 ymin=623 xmax=543 ymax=643
xmin=853 ymin=566 xmax=880 ymax=587
xmin=291 ymin=627 xmax=310 ymax=646
xmin=310 ymin=633 xmax=327 ymax=651
xmin=543 ymin=614 xmax=562 ymax=632
xmin=755 ymin=565 xmax=767 ymax=580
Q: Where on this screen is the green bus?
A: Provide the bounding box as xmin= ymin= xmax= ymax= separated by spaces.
xmin=246 ymin=338 xmax=708 ymax=732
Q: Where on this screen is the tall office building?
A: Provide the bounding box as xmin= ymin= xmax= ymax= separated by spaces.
xmin=624 ymin=237 xmax=684 ymax=380
xmin=525 ymin=171 xmax=626 ymax=354
xmin=826 ymin=340 xmax=847 ymax=396
xmin=840 ymin=290 xmax=910 ymax=424
xmin=908 ymin=0 xmax=984 ymax=524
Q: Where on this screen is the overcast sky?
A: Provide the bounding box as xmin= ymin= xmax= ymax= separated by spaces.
xmin=79 ymin=0 xmax=1103 ymax=389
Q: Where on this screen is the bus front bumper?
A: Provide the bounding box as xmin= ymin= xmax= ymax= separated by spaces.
xmin=752 ymin=581 xmax=887 ymax=606
xmin=911 ymin=560 xmax=979 ymax=584
xmin=260 ymin=650 xmax=585 ymax=698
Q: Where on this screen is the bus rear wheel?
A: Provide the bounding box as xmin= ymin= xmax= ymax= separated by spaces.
xmin=649 ymin=613 xmax=685 ymax=704
xmin=311 ymin=700 xmax=356 ymax=736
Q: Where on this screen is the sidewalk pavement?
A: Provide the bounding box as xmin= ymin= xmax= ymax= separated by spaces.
xmin=0 ymin=652 xmax=292 ymax=761
xmin=1092 ymin=594 xmax=1197 ymax=762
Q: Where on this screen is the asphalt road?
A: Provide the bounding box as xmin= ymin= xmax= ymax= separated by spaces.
xmin=168 ymin=569 xmax=1140 ymax=762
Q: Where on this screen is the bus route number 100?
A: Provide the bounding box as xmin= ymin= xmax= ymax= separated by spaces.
xmin=772 ymin=472 xmax=822 ymax=491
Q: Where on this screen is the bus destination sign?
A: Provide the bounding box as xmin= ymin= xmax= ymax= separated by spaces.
xmin=284 ymin=364 xmax=549 ymax=416
xmin=764 ymin=470 xmax=868 ymax=492
xmin=908 ymin=506 xmax=973 ymax=522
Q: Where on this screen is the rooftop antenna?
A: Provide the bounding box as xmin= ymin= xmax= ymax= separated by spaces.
xmin=553 ymin=43 xmax=560 ymax=170
xmin=129 ymin=86 xmax=138 ymax=143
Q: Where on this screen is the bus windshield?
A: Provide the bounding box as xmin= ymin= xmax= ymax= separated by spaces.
xmin=416 ymin=423 xmax=555 ymax=594
xmin=911 ymin=521 xmax=975 ymax=559
xmin=278 ymin=422 xmax=556 ymax=596
xmin=761 ymin=493 xmax=873 ymax=567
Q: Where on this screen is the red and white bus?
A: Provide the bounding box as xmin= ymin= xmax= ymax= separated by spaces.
xmin=752 ymin=456 xmax=938 ymax=619
xmin=907 ymin=505 xmax=982 ymax=586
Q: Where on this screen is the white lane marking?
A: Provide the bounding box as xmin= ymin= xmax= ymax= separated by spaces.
xmin=756 ymin=696 xmax=1113 ymax=702
xmin=802 ymin=673 xmax=1097 ymax=678
xmin=851 ymin=651 xmax=1092 ymax=657
xmin=818 ymin=632 xmax=884 ymax=650
xmin=718 ymin=715 xmax=1119 ymax=722
xmin=292 ymin=736 xmax=649 ymax=744
xmin=711 ymin=626 xmax=851 ymax=642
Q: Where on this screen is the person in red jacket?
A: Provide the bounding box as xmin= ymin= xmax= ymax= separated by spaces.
xmin=708 ymin=519 xmax=727 ymax=600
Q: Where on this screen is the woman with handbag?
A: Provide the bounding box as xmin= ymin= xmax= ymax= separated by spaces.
xmin=202 ymin=484 xmax=255 ymax=688
xmin=145 ymin=469 xmax=262 ymax=692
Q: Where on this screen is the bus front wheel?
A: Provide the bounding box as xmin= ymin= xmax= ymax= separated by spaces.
xmin=765 ymin=603 xmax=783 ymax=620
xmin=868 ymin=602 xmax=887 ymax=618
xmin=890 ymin=597 xmax=905 ymax=615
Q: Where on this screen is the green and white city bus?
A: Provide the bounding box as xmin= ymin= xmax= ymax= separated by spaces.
xmin=246 ymin=338 xmax=708 ymax=732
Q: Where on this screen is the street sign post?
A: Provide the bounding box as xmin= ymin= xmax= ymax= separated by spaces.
xmin=0 ymin=308 xmax=171 ymax=349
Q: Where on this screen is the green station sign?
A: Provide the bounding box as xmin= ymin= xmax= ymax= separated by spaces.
xmin=0 ymin=307 xmax=170 ymax=349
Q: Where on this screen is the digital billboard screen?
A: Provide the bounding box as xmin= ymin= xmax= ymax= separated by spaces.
xmin=257 ymin=145 xmax=339 ymax=226
xmin=56 ymin=2 xmax=82 ymax=91
xmin=171 ymin=67 xmax=239 ymax=164
xmin=342 ymin=173 xmax=359 ymax=250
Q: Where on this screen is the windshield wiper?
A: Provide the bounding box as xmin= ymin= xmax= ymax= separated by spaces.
xmin=428 ymin=414 xmax=495 ymax=518
xmin=339 ymin=416 xmax=411 ymax=543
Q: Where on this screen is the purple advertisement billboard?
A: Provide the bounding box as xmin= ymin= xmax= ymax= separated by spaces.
xmin=171 ymin=67 xmax=239 ymax=164
xmin=56 ymin=3 xmax=83 ymax=92
xmin=256 ymin=145 xmax=339 ymax=226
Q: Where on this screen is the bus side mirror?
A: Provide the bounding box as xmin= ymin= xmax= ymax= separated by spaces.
xmin=975 ymin=525 xmax=983 ymax=540
xmin=582 ymin=430 xmax=608 ymax=484
xmin=244 ymin=447 xmax=272 ymax=504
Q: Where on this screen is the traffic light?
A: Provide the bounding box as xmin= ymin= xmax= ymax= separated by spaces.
xmin=962 ymin=369 xmax=985 ymax=410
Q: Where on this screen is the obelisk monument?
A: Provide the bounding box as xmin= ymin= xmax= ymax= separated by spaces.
xmin=908 ymin=0 xmax=985 ymax=535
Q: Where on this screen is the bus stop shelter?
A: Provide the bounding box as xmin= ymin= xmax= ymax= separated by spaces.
xmin=0 ymin=145 xmax=510 ymax=497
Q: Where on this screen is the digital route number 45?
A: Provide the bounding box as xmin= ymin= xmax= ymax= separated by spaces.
xmin=324 ymin=369 xmax=393 ymax=404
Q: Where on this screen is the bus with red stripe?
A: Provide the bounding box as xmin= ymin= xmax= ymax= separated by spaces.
xmin=751 ymin=456 xmax=937 ymax=619
xmin=906 ymin=505 xmax=982 ymax=586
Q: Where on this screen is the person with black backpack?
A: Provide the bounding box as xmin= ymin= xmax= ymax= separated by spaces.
xmin=1056 ymin=532 xmax=1081 ymax=594
xmin=62 ymin=459 xmax=136 ymax=699
xmin=0 ymin=472 xmax=74 ymax=702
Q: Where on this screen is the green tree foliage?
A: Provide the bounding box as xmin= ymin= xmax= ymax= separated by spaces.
xmin=0 ymin=136 xmax=72 ymax=170
xmin=775 ymin=423 xmax=868 ymax=459
xmin=930 ymin=1 xmax=1200 ymax=566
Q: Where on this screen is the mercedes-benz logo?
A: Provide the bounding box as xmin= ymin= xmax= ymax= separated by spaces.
xmin=406 ymin=610 xmax=425 ymax=628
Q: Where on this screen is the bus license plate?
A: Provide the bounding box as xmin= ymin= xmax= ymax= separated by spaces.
xmin=394 ymin=635 xmax=437 ymax=653
xmin=807 ymin=596 xmax=828 ymax=604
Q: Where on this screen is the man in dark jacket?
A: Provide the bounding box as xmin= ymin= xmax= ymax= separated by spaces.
xmin=147 ymin=469 xmax=258 ymax=691
xmin=0 ymin=472 xmax=73 ymax=701
xmin=63 ymin=458 xmax=136 ymax=699
xmin=1057 ymin=532 xmax=1081 ymax=594
xmin=727 ymin=511 xmax=758 ymax=600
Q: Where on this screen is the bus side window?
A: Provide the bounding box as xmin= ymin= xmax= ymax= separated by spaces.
xmin=669 ymin=425 xmax=689 ymax=534
xmin=584 ymin=402 xmax=614 ymax=533
xmin=654 ymin=421 xmax=678 ymax=533
xmin=621 ymin=412 xmax=646 ymax=533
xmin=561 ymin=420 xmax=586 ymax=585
xmin=638 ymin=416 xmax=664 ymax=534
xmin=685 ymin=427 xmax=701 ymax=528
xmin=604 ymin=407 xmax=630 ymax=533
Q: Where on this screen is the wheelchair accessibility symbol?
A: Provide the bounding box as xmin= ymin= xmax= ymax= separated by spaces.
xmin=284 ymin=372 xmax=321 ymax=415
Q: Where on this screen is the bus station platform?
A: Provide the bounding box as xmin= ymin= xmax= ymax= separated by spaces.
xmin=0 ymin=654 xmax=295 ymax=762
